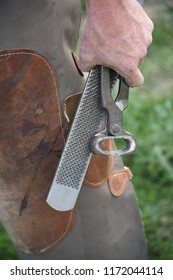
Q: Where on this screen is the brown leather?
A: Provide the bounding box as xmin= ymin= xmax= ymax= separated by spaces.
xmin=71 ymin=51 xmax=84 ymax=77
xmin=108 ymin=167 xmax=133 ymax=196
xmin=63 ymin=92 xmax=81 ymax=127
xmin=84 ymin=140 xmax=115 ymax=188
xmin=0 ymin=49 xmax=76 ymax=254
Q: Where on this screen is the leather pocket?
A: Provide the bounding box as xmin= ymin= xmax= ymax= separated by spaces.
xmin=0 ymin=49 xmax=76 ymax=254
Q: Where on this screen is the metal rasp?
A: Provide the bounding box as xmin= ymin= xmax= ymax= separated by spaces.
xmin=46 ymin=66 xmax=117 ymax=211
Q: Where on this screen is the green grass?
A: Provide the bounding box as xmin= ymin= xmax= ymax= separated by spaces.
xmin=0 ymin=4 xmax=173 ymax=260
xmin=122 ymin=7 xmax=173 ymax=259
xmin=123 ymin=94 xmax=173 ymax=259
xmin=0 ymin=224 xmax=19 ymax=260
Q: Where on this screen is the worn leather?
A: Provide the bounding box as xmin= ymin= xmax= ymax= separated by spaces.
xmin=0 ymin=49 xmax=77 ymax=254
xmin=84 ymin=141 xmax=115 ymax=188
xmin=108 ymin=167 xmax=133 ymax=196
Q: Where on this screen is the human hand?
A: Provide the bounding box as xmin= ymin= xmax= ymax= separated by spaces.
xmin=79 ymin=0 xmax=153 ymax=87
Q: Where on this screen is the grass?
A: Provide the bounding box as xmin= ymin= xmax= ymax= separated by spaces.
xmin=0 ymin=3 xmax=173 ymax=260
xmin=0 ymin=224 xmax=19 ymax=260
xmin=122 ymin=5 xmax=173 ymax=259
xmin=123 ymin=94 xmax=173 ymax=259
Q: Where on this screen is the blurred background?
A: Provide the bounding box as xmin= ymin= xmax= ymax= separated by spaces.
xmin=124 ymin=0 xmax=173 ymax=260
xmin=0 ymin=0 xmax=173 ymax=260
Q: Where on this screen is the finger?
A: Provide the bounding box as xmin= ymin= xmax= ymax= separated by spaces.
xmin=125 ymin=69 xmax=144 ymax=88
xmin=78 ymin=57 xmax=95 ymax=72
xmin=78 ymin=48 xmax=97 ymax=72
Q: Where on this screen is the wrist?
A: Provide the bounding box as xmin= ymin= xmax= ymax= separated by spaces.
xmin=85 ymin=0 xmax=135 ymax=13
xmin=85 ymin=0 xmax=138 ymax=25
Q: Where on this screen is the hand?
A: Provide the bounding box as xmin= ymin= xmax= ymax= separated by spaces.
xmin=79 ymin=0 xmax=154 ymax=87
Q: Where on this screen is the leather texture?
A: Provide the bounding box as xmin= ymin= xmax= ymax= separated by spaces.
xmin=0 ymin=49 xmax=77 ymax=254
xmin=108 ymin=167 xmax=133 ymax=196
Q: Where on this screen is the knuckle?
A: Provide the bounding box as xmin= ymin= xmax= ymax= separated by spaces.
xmin=146 ymin=14 xmax=154 ymax=31
xmin=140 ymin=47 xmax=147 ymax=58
xmin=147 ymin=34 xmax=153 ymax=46
xmin=149 ymin=19 xmax=154 ymax=32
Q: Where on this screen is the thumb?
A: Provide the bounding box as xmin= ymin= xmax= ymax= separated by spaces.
xmin=78 ymin=55 xmax=96 ymax=73
xmin=125 ymin=69 xmax=144 ymax=87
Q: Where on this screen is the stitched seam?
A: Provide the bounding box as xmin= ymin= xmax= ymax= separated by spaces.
xmin=0 ymin=50 xmax=65 ymax=144
xmin=63 ymin=91 xmax=82 ymax=103
xmin=84 ymin=155 xmax=115 ymax=186
xmin=63 ymin=91 xmax=82 ymax=123
xmin=0 ymin=50 xmax=73 ymax=252
xmin=84 ymin=177 xmax=107 ymax=186
xmin=39 ymin=208 xmax=74 ymax=253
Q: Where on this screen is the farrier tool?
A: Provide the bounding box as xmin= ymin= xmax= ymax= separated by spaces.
xmin=90 ymin=66 xmax=136 ymax=156
xmin=46 ymin=66 xmax=136 ymax=211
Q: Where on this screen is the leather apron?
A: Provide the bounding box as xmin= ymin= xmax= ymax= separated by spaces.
xmin=0 ymin=0 xmax=147 ymax=259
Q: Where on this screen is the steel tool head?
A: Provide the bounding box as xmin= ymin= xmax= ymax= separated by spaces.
xmin=90 ymin=66 xmax=136 ymax=156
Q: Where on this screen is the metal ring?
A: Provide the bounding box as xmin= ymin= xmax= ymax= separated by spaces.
xmin=90 ymin=132 xmax=136 ymax=156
